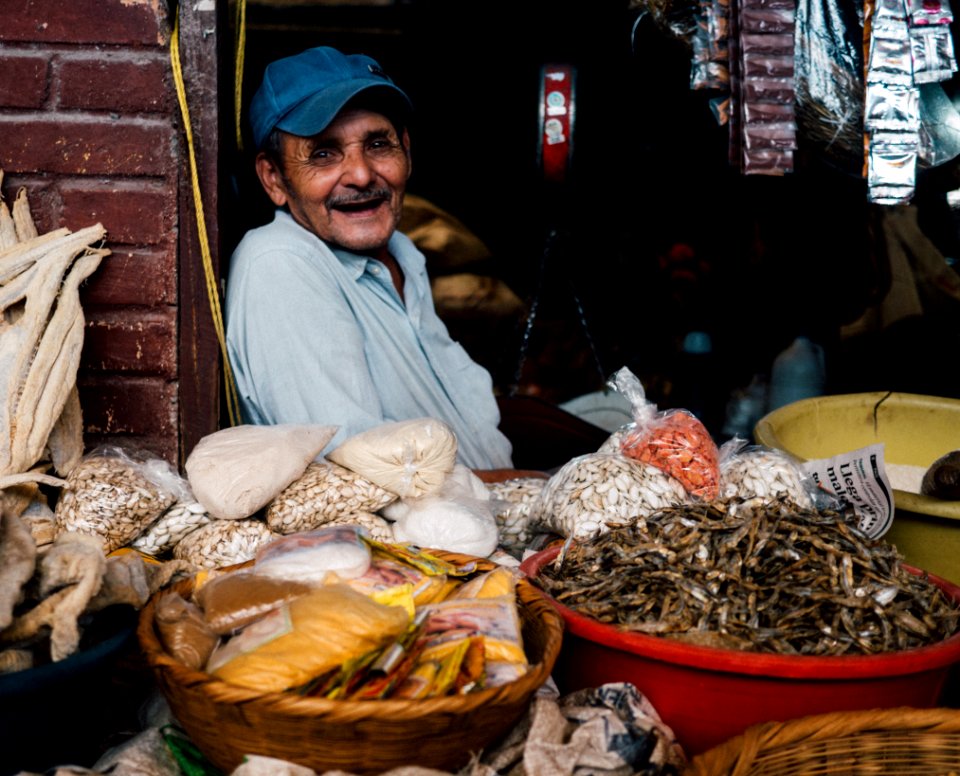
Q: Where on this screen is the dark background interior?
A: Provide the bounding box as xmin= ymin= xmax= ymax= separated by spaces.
xmin=224 ymin=0 xmax=960 ymax=445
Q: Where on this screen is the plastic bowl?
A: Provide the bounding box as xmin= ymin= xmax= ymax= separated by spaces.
xmin=754 ymin=391 xmax=960 ymax=582
xmin=520 ymin=545 xmax=960 ymax=757
xmin=0 ymin=605 xmax=140 ymax=775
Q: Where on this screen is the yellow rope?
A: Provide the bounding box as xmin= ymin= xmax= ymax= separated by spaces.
xmin=170 ymin=8 xmax=242 ymax=428
xmin=234 ymin=0 xmax=247 ymax=150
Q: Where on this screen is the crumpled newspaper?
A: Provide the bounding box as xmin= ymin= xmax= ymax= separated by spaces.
xmin=24 ymin=683 xmax=686 ymax=776
xmin=233 ymin=683 xmax=686 ymax=776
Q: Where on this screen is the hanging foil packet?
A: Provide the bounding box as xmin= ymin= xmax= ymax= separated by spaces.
xmin=794 ymin=0 xmax=865 ymax=176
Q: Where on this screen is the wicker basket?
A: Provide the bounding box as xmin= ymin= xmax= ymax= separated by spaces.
xmin=137 ymin=550 xmax=564 ymax=774
xmin=684 ymin=706 xmax=960 ymax=776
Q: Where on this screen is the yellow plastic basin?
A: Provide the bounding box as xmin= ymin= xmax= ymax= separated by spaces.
xmin=754 ymin=391 xmax=960 ymax=582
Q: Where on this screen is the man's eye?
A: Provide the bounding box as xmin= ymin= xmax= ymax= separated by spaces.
xmin=368 ymin=139 xmax=399 ymax=154
xmin=309 ymin=148 xmax=341 ymax=164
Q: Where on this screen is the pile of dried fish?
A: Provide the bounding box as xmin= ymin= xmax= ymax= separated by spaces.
xmin=536 ymin=498 xmax=960 ymax=656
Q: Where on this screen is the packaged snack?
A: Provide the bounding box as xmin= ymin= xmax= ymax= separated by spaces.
xmin=154 ymin=590 xmax=219 ymax=670
xmin=194 ymin=568 xmax=312 ymax=635
xmin=207 ymin=584 xmax=410 ymax=693
xmin=419 ymin=595 xmax=527 ymax=667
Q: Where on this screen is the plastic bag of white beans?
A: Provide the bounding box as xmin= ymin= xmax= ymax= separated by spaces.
xmin=531 ymin=452 xmax=689 ymax=541
xmin=717 ymin=437 xmax=816 ymax=508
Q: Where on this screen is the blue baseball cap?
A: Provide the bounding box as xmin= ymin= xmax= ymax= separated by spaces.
xmin=249 ymin=46 xmax=412 ymax=150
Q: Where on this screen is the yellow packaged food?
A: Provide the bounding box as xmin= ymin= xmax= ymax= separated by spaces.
xmin=419 ymin=595 xmax=527 ymax=668
xmin=206 ymin=584 xmax=409 ymax=693
xmin=449 ymin=566 xmax=517 ymax=600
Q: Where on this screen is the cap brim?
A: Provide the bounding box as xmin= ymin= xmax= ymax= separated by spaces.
xmin=275 ymin=80 xmax=412 ymax=139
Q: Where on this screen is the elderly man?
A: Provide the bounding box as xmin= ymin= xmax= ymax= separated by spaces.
xmin=225 ymin=46 xmax=514 ymax=470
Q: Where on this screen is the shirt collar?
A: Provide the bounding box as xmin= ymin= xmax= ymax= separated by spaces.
xmin=274 ymin=208 xmax=425 ymax=282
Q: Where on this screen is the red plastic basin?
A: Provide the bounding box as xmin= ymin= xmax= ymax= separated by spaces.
xmin=520 ymin=545 xmax=960 ymax=756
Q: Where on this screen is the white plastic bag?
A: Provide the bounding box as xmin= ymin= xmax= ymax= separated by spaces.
xmin=185 ymin=424 xmax=338 ymax=520
xmin=387 ymin=465 xmax=499 ymax=557
xmin=253 ymin=525 xmax=372 ymax=584
xmin=327 ymin=418 xmax=457 ymax=498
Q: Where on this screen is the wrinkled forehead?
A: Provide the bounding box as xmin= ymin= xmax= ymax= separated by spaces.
xmin=340 ymin=91 xmax=409 ymax=136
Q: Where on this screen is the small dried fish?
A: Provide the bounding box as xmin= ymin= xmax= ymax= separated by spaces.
xmin=535 ymin=497 xmax=960 ymax=656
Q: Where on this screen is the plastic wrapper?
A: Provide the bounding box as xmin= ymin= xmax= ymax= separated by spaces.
xmin=386 ymin=465 xmax=499 ymax=557
xmin=264 ymin=461 xmax=397 ymax=535
xmin=54 ymin=445 xmax=188 ymax=553
xmin=194 ymin=568 xmax=312 ymax=635
xmin=346 ymin=556 xmax=451 ymax=607
xmin=450 ymin=566 xmax=518 ymax=600
xmin=312 ymin=610 xmax=429 ymax=700
xmin=609 ymin=367 xmax=720 ymax=500
xmin=418 ymin=594 xmax=527 ymax=668
xmin=629 ymin=0 xmax=703 ymax=48
xmin=172 ymin=518 xmax=277 ymax=569
xmin=532 ymin=452 xmax=689 ymax=540
xmin=132 ymin=500 xmax=212 ymax=556
xmin=322 ymin=511 xmax=395 ymax=542
xmin=794 ymin=0 xmax=865 ymax=176
xmin=718 ymin=437 xmax=816 ymax=508
xmin=254 ymin=525 xmax=372 ymax=584
xmin=185 ymin=424 xmax=338 ymax=521
xmin=327 ymin=417 xmax=458 ymax=499
xmin=206 ymin=583 xmax=410 ymax=693
xmin=737 ymin=0 xmax=797 ymax=174
xmin=486 ymin=477 xmax=547 ymax=555
xmin=154 ymin=590 xmax=219 ymax=670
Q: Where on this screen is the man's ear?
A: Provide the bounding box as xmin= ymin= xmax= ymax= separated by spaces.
xmin=401 ymin=128 xmax=412 ymax=179
xmin=255 ymin=152 xmax=289 ymax=207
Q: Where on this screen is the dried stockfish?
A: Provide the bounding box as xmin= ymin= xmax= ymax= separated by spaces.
xmin=11 ymin=188 xmax=37 ymax=243
xmin=0 ymin=224 xmax=106 ymax=477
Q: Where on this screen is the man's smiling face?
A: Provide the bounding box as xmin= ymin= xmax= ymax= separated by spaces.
xmin=256 ymin=107 xmax=411 ymax=260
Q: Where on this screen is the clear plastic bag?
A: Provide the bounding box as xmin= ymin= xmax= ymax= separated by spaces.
xmin=54 ymin=445 xmax=188 ymax=553
xmin=532 ymin=451 xmax=689 ymax=540
xmin=154 ymin=590 xmax=220 ymax=670
xmin=609 ymin=367 xmax=721 ymax=500
xmin=386 ymin=465 xmax=499 ymax=557
xmin=254 ymin=524 xmax=372 ymax=584
xmin=264 ymin=461 xmax=396 ymax=535
xmin=717 ymin=436 xmax=816 ymax=508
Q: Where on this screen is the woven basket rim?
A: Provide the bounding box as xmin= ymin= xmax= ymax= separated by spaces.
xmin=684 ymin=705 xmax=960 ymax=776
xmin=138 ymin=549 xmax=564 ymax=720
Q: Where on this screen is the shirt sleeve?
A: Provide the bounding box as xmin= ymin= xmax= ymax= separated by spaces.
xmin=226 ymin=243 xmax=386 ymax=451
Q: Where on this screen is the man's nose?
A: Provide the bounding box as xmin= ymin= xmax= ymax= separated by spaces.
xmin=340 ymin=146 xmax=375 ymax=186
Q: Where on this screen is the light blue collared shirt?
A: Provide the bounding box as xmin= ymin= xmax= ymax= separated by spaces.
xmin=225 ymin=209 xmax=513 ymax=470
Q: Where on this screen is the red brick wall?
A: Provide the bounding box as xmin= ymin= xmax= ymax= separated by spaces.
xmin=0 ymin=0 xmax=182 ymax=463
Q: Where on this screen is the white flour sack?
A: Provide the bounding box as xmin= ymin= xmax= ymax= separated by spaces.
xmin=185 ymin=424 xmax=338 ymax=520
xmin=326 ymin=418 xmax=458 ymax=499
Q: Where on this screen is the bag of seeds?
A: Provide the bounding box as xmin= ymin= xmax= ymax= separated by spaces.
xmin=265 ymin=461 xmax=396 ymax=534
xmin=54 ymin=445 xmax=189 ymax=553
xmin=717 ymin=436 xmax=816 ymax=508
xmin=608 ymin=366 xmax=720 ymax=501
xmin=532 ymin=451 xmax=689 ymax=540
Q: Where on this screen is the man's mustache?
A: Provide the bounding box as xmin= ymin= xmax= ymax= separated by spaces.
xmin=328 ymin=189 xmax=391 ymax=207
